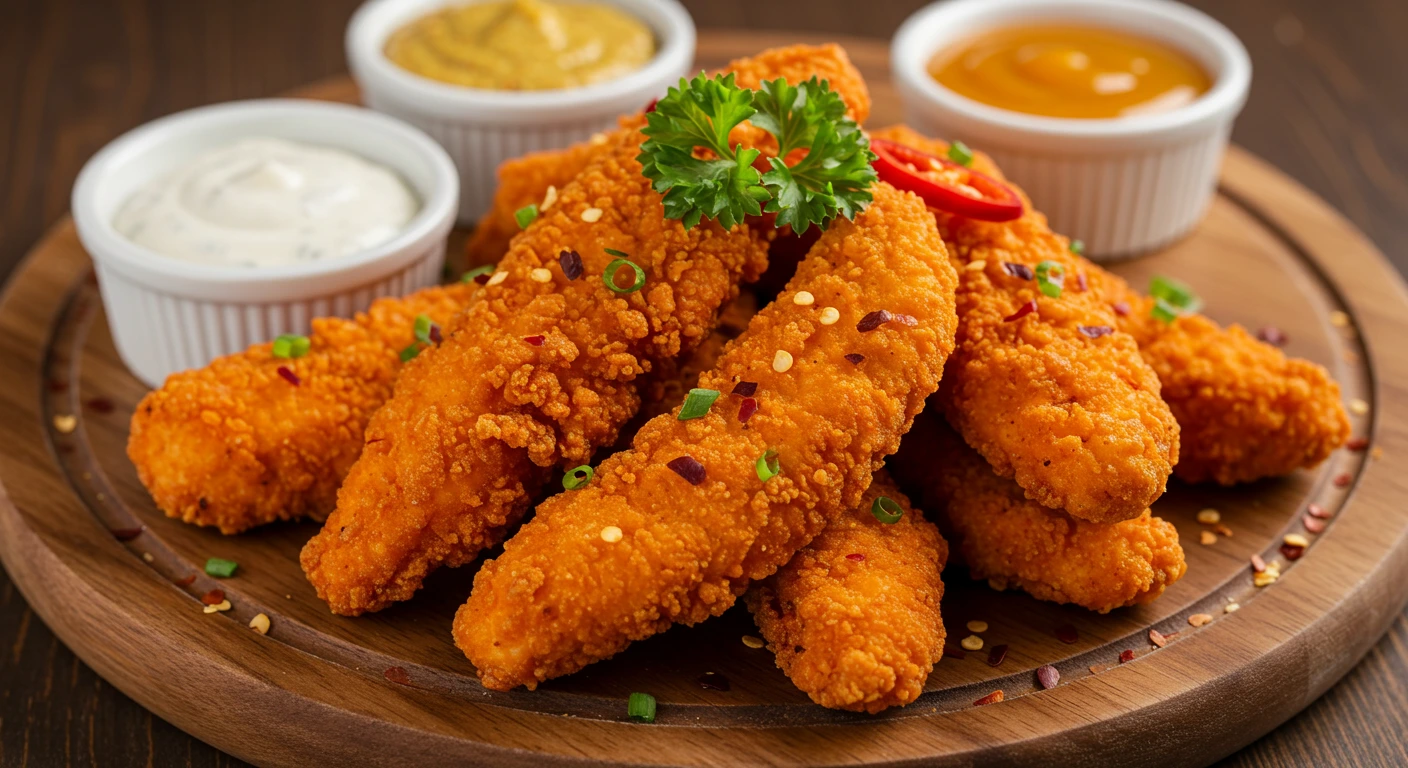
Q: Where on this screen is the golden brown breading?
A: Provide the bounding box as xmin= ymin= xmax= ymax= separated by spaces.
xmin=871 ymin=125 xmax=1179 ymax=524
xmin=747 ymin=473 xmax=947 ymax=713
xmin=892 ymin=410 xmax=1186 ymax=613
xmin=455 ymin=182 xmax=959 ymax=691
xmin=126 ymin=283 xmax=476 ymax=534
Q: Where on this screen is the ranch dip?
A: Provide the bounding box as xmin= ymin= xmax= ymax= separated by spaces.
xmin=112 ymin=137 xmax=419 ymax=267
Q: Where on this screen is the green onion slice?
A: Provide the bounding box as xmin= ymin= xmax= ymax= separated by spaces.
xmin=756 ymin=448 xmax=781 ymax=482
xmin=563 ymin=465 xmax=594 ymax=491
xmin=1149 ymin=275 xmax=1201 ymax=313
xmin=871 ymin=496 xmax=903 ymax=524
xmin=677 ymin=388 xmax=720 ymax=420
xmin=515 ymin=204 xmax=539 ymax=230
xmin=272 ymin=334 xmax=310 ymax=359
xmin=603 ymin=258 xmax=646 ymax=294
xmin=604 ymin=248 xmax=631 ymax=258
xmin=462 ymin=264 xmax=494 ymax=283
xmin=627 ymin=692 xmax=657 ymax=723
xmin=1069 ymin=239 xmax=1085 ymax=256
xmin=205 ymin=557 xmax=238 ymax=578
xmin=947 ymin=140 xmax=974 ymax=167
xmin=1034 ymin=260 xmax=1065 ymax=298
xmin=1151 ymin=297 xmax=1181 ymax=324
xmin=400 ymin=343 xmax=422 ymax=362
xmin=413 ymin=314 xmax=435 ymax=344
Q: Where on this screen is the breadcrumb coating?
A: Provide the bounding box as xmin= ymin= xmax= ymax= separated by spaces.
xmin=747 ymin=473 xmax=947 ymax=713
xmin=893 ymin=410 xmax=1186 ymax=613
xmin=126 ymin=283 xmax=476 ymax=534
xmin=871 ymin=125 xmax=1178 ymax=524
xmin=455 ymin=182 xmax=959 ymax=691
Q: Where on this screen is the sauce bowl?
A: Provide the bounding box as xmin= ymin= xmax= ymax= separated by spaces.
xmin=892 ymin=0 xmax=1251 ymax=260
xmin=72 ymin=99 xmax=458 ymax=387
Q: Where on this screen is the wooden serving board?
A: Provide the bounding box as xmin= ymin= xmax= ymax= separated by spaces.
xmin=3 ymin=32 xmax=1407 ymax=768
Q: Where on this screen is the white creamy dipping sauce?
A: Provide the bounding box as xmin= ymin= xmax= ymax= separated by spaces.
xmin=112 ymin=137 xmax=419 ymax=267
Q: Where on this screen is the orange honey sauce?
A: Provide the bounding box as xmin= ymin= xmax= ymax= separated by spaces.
xmin=929 ymin=25 xmax=1212 ymax=119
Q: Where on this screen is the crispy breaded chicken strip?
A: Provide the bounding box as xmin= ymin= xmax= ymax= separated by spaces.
xmin=747 ymin=473 xmax=947 ymax=713
xmin=127 ymin=283 xmax=476 ymax=534
xmin=892 ymin=410 xmax=1186 ymax=613
xmin=464 ymin=44 xmax=872 ymax=265
xmin=871 ymin=125 xmax=1178 ymax=524
xmin=455 ymin=183 xmax=959 ymax=691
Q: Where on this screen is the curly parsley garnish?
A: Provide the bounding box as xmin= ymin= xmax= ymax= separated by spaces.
xmin=637 ymin=73 xmax=876 ymax=234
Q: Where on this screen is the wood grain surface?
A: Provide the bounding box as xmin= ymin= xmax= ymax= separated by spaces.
xmin=1 ymin=2 xmax=1406 ymax=767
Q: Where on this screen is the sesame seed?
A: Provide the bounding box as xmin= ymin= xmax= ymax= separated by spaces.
xmin=487 ymin=271 xmax=509 ymax=286
xmin=772 ymin=350 xmax=793 ymax=372
xmin=966 ymin=260 xmax=987 ymax=272
xmin=1254 ymin=567 xmax=1280 ymax=587
xmin=1224 ymin=603 xmax=1240 ymax=614
xmin=742 ymin=635 xmax=765 ymax=649
xmin=960 ymin=635 xmax=984 ymax=651
xmin=589 ymin=132 xmax=608 ymax=145
xmin=53 ymin=414 xmax=76 ymax=434
xmin=1284 ymin=533 xmax=1310 ymax=548
xmin=580 ymin=207 xmax=603 ymax=223
xmin=540 ymin=185 xmax=558 ymax=211
xmin=249 ymin=613 xmax=271 ymax=635
xmin=600 ymin=526 xmax=623 ymax=543
xmin=1199 ymin=531 xmax=1217 ymax=545
xmin=1329 ymin=310 xmax=1350 ymax=327
xmin=1196 ymin=508 xmax=1221 ymax=524
xmin=1188 ymin=613 xmax=1213 ymax=628
xmin=966 ymin=620 xmax=988 ymax=633
xmin=142 ymin=552 xmax=154 ymax=563
xmin=793 ymin=291 xmax=815 ymax=306
xmin=1349 ymin=398 xmax=1369 ymax=416
xmin=818 ymin=307 xmax=840 ymax=325
xmin=530 ymin=267 xmax=553 ymax=283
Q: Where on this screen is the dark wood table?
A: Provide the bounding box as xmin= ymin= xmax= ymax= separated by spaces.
xmin=2 ymin=1 xmax=1405 ymax=765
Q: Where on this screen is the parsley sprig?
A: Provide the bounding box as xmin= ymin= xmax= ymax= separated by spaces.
xmin=638 ymin=73 xmax=876 ymax=234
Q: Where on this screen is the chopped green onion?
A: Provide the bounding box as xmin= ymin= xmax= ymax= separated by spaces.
xmin=603 ymin=258 xmax=646 ymax=294
xmin=1034 ymin=260 xmax=1065 ymax=298
xmin=756 ymin=448 xmax=781 ymax=482
xmin=1151 ymin=297 xmax=1181 ymax=324
xmin=871 ymin=496 xmax=903 ymax=524
xmin=604 ymin=248 xmax=631 ymax=259
xmin=677 ymin=388 xmax=720 ymax=420
xmin=400 ymin=343 xmax=423 ymax=362
xmin=514 ymin=204 xmax=539 ymax=230
xmin=627 ymin=692 xmax=657 ymax=723
xmin=272 ymin=334 xmax=310 ymax=359
xmin=205 ymin=558 xmax=238 ymax=578
xmin=1069 ymin=239 xmax=1085 ymax=256
xmin=462 ymin=264 xmax=494 ymax=283
xmin=947 ymin=140 xmax=974 ymax=167
xmin=563 ymin=465 xmax=594 ymax=491
xmin=1148 ymin=275 xmax=1201 ymax=313
xmin=413 ymin=314 xmax=435 ymax=344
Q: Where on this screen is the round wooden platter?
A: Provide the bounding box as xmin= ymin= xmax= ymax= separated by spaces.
xmin=2 ymin=31 xmax=1407 ymax=768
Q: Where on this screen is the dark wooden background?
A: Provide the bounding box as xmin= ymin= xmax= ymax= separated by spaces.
xmin=2 ymin=1 xmax=1405 ymax=766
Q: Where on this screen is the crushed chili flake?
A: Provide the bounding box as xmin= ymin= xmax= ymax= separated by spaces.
xmin=111 ymin=526 xmax=144 ymax=541
xmin=1002 ymin=262 xmax=1034 ymax=280
xmin=697 ymin=672 xmax=730 ymax=691
xmin=892 ymin=314 xmax=919 ymax=327
xmin=383 ymin=666 xmax=413 ymax=686
xmin=731 ymin=381 xmax=758 ymax=397
xmin=1036 ymin=665 xmax=1060 ymax=690
xmin=1054 ymin=624 xmax=1078 ymax=644
xmin=1119 ymin=649 xmax=1136 ymax=664
xmin=276 ymin=366 xmax=300 ymax=386
xmin=973 ymin=690 xmax=1004 ymax=707
xmin=1257 ymin=326 xmax=1288 ymax=346
xmin=1005 ymin=300 xmax=1038 ymax=323
xmin=666 ymin=455 xmax=706 ymax=485
xmin=1303 ymin=514 xmax=1326 ymax=534
xmin=1250 ymin=554 xmax=1268 ymax=573
xmin=200 ymin=589 xmax=226 ymax=606
xmin=1149 ymin=629 xmax=1169 ymax=648
xmin=738 ymin=397 xmax=759 ymax=423
xmin=1113 ymin=301 xmax=1130 ymax=316
xmin=428 ymin=324 xmax=443 ymax=345
xmin=1078 ymin=325 xmax=1113 ymax=338
xmin=986 ymin=644 xmax=1008 ymax=667
xmin=85 ymin=397 xmax=115 ymax=414
xmin=1188 ymin=614 xmax=1214 ymax=628
xmin=1333 ymin=472 xmax=1352 ymax=488
xmin=524 ymin=335 xmax=545 ymax=347
xmin=1307 ymin=503 xmax=1331 ymax=519
xmin=844 ymin=353 xmax=864 ymax=365
xmin=942 ymin=645 xmax=966 ymax=660
xmin=1281 ymin=544 xmax=1306 ymax=560
xmin=845 ymin=553 xmax=865 ymax=562
xmin=558 ymin=249 xmax=585 ymax=281
xmin=1346 ymin=437 xmax=1370 ymax=451
xmin=174 ymin=574 xmax=197 ymax=587
xmin=1076 ymin=272 xmax=1089 ymax=292
xmin=1214 ymin=523 xmax=1234 ymax=538
xmin=856 ymin=310 xmax=893 ymax=332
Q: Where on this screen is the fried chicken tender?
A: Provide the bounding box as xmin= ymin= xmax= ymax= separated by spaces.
xmin=892 ymin=410 xmax=1186 ymax=613
xmin=455 ymin=182 xmax=959 ymax=691
xmin=464 ymin=44 xmax=872 ymax=266
xmin=747 ymin=473 xmax=947 ymax=713
xmin=871 ymin=125 xmax=1178 ymax=524
xmin=127 ymin=283 xmax=476 ymax=534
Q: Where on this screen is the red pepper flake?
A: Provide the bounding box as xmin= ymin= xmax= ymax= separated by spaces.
xmin=1250 ymin=553 xmax=1267 ymax=573
xmin=523 ymin=335 xmax=545 ymax=347
xmin=845 ymin=553 xmax=865 ymax=562
xmin=738 ymin=397 xmax=759 ymax=423
xmin=201 ymin=589 xmax=226 ymax=606
xmin=1307 ymin=503 xmax=1332 ymax=519
xmin=1281 ymin=544 xmax=1306 ymax=561
xmin=731 ymin=381 xmax=758 ymax=397
xmin=1346 ymin=437 xmax=1369 ymax=451
xmin=1333 ymin=472 xmax=1352 ymax=488
xmin=1036 ymin=665 xmax=1060 ymax=690
xmin=1004 ymin=299 xmax=1038 ymax=323
xmin=276 ymin=366 xmax=300 ymax=386
xmin=644 ymin=97 xmax=659 ymax=114
xmin=383 ymin=666 xmax=413 ymax=686
xmin=986 ymin=644 xmax=1008 ymax=667
xmin=1076 ymin=272 xmax=1089 ymax=292
xmin=942 ymin=645 xmax=966 ymax=660
xmin=1002 ymin=262 xmax=1034 ymax=280
xmin=666 ymin=455 xmax=706 ymax=485
xmin=1119 ymin=649 xmax=1136 ymax=664
xmin=892 ymin=314 xmax=919 ymax=327
xmin=697 ymin=672 xmax=730 ymax=691
xmin=1054 ymin=624 xmax=1079 ymax=644
xmin=844 ymin=353 xmax=864 ymax=365
xmin=48 ymin=379 xmax=69 ymax=393
xmin=1303 ymin=514 xmax=1326 ymax=534
xmin=428 ymin=324 xmax=443 ymax=345
xmin=856 ymin=309 xmax=893 ymax=332
xmin=1113 ymin=301 xmax=1130 ymax=316
xmin=1256 ymin=326 xmax=1288 ymax=346
xmin=85 ymin=397 xmax=115 ymax=414
xmin=558 ymin=249 xmax=585 ymax=280
xmin=973 ymin=690 xmax=1005 ymax=707
xmin=110 ymin=526 xmax=144 ymax=541
xmin=174 ymin=574 xmax=197 ymax=587
xmin=1078 ymin=325 xmax=1113 ymax=338
xmin=1149 ymin=629 xmax=1169 ymax=648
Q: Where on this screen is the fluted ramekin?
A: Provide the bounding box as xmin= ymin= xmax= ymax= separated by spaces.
xmin=72 ymin=99 xmax=458 ymax=388
xmin=893 ymin=0 xmax=1251 ymax=260
xmin=347 ymin=0 xmax=696 ymax=224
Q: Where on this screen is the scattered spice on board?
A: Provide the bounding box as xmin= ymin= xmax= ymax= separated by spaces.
xmin=1346 ymin=437 xmax=1369 ymax=451
xmin=1333 ymin=472 xmax=1352 ymax=488
xmin=1188 ymin=614 xmax=1213 ymax=628
xmin=1055 ymin=624 xmax=1079 ymax=644
xmin=1149 ymin=629 xmax=1169 ymax=648
xmin=1036 ymin=665 xmax=1060 ymax=690
xmin=986 ymin=644 xmax=1008 ymax=667
xmin=1303 ymin=515 xmax=1326 ymax=534
xmin=1119 ymin=649 xmax=1135 ymax=664
xmin=200 ymin=589 xmax=226 ymax=606
xmin=973 ymin=690 xmax=1005 ymax=707
xmin=111 ymin=527 xmax=144 ymax=541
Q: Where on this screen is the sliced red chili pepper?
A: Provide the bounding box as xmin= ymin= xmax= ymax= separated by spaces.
xmin=870 ymin=138 xmax=1023 ymax=222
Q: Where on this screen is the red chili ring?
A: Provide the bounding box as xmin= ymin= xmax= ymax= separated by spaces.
xmin=870 ymin=138 xmax=1024 ymax=222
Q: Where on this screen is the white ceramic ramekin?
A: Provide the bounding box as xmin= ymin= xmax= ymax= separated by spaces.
xmin=347 ymin=0 xmax=696 ymax=224
xmin=893 ymin=0 xmax=1251 ymax=260
xmin=72 ymin=99 xmax=458 ymax=388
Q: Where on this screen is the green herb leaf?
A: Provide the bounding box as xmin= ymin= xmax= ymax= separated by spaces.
xmin=1069 ymin=239 xmax=1085 ymax=256
xmin=413 ymin=315 xmax=435 ymax=344
xmin=272 ymin=334 xmax=310 ymax=359
xmin=947 ymin=140 xmax=974 ymax=167
xmin=870 ymin=496 xmax=903 ymax=524
xmin=756 ymin=448 xmax=781 ymax=482
xmin=462 ymin=264 xmax=495 ymax=283
xmin=677 ymin=388 xmax=720 ymax=420
xmin=1035 ymin=260 xmax=1065 ymax=298
xmin=400 ymin=343 xmax=423 ymax=362
xmin=604 ymin=248 xmax=631 ymax=259
xmin=603 ymin=258 xmax=646 ymax=294
xmin=563 ymin=465 xmax=594 ymax=491
xmin=627 ymin=692 xmax=657 ymax=723
xmin=205 ymin=558 xmax=238 ymax=578
xmin=515 ymin=203 xmax=539 ymax=230
xmin=1149 ymin=275 xmax=1201 ymax=313
xmin=1151 ymin=297 xmax=1181 ymax=324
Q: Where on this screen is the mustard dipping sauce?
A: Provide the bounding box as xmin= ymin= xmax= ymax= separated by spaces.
xmin=929 ymin=25 xmax=1212 ymax=119
xmin=385 ymin=0 xmax=655 ymax=90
